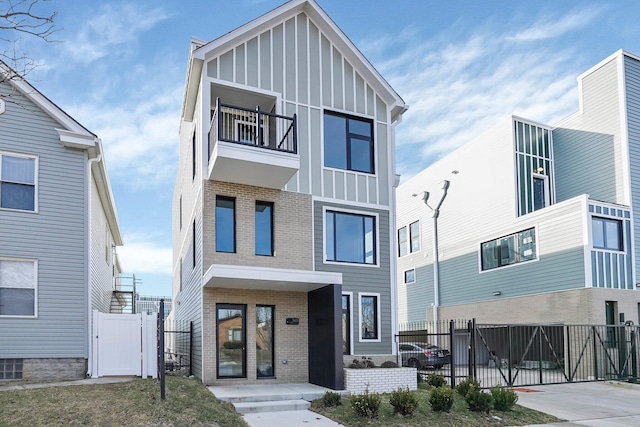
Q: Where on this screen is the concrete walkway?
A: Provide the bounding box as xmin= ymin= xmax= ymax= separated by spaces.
xmin=0 ymin=376 xmax=135 ymax=392
xmin=517 ymin=381 xmax=640 ymax=426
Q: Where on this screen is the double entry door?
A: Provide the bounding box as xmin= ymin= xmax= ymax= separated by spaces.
xmin=217 ymin=304 xmax=274 ymax=379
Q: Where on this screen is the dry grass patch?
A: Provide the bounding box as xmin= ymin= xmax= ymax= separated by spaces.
xmin=0 ymin=376 xmax=247 ymax=427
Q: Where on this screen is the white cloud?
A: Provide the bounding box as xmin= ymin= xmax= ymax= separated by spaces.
xmin=509 ymin=6 xmax=603 ymax=42
xmin=117 ymin=235 xmax=172 ymax=276
xmin=63 ymin=3 xmax=169 ymax=64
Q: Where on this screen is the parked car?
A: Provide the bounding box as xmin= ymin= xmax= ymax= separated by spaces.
xmin=399 ymin=343 xmax=451 ymax=369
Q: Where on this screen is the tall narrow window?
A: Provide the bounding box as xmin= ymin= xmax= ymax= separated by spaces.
xmin=255 ymin=201 xmax=274 ymax=256
xmin=324 ymin=112 xmax=374 ymax=174
xmin=0 ymin=259 xmax=36 ymax=317
xmin=398 ymin=226 xmax=407 ymax=257
xmin=216 ymin=196 xmax=236 ymax=253
xmin=532 ymin=175 xmax=549 ymax=211
xmin=342 ymin=295 xmax=351 ymax=355
xmin=192 ymin=132 xmax=196 ymax=180
xmin=360 ymin=294 xmax=379 ymax=341
xmin=0 ymin=153 xmax=36 ymax=212
xmin=326 ymin=210 xmax=376 ymax=264
xmin=256 ymin=305 xmax=274 ymax=378
xmin=192 ymin=221 xmax=196 ymax=268
xmin=605 ymin=301 xmax=618 ymax=348
xmin=409 ymin=221 xmax=420 ymax=253
xmin=179 ymin=195 xmax=182 ymax=231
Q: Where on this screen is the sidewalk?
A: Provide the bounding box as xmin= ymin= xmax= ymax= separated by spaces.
xmin=0 ymin=376 xmax=135 ymax=392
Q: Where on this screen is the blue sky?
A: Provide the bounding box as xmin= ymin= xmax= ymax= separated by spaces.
xmin=17 ymin=0 xmax=640 ymax=296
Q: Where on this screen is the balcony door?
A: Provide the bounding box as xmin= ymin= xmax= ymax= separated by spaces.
xmin=217 ymin=304 xmax=246 ymax=378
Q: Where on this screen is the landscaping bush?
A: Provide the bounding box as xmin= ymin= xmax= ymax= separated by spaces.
xmin=350 ymin=388 xmax=381 ymax=418
xmin=380 ymin=360 xmax=399 ymax=368
xmin=348 ymin=358 xmax=376 ymax=369
xmin=426 ymin=373 xmax=446 ymax=388
xmin=389 ymin=387 xmax=418 ymax=416
xmin=465 ymin=387 xmax=493 ymax=413
xmin=456 ymin=377 xmax=481 ymax=397
xmin=491 ymin=385 xmax=518 ymax=411
xmin=428 ymin=386 xmax=454 ymax=412
xmin=320 ymin=391 xmax=342 ymax=407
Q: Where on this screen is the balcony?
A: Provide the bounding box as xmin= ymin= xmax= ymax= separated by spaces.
xmin=207 ymin=98 xmax=299 ymax=189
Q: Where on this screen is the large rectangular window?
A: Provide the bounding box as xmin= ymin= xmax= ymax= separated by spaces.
xmin=398 ymin=226 xmax=408 ymax=257
xmin=409 ymin=221 xmax=420 ymax=253
xmin=481 ymin=228 xmax=536 ymax=271
xmin=592 ymin=217 xmax=622 ymax=251
xmin=324 ymin=112 xmax=374 ymax=174
xmin=360 ymin=294 xmax=379 ymax=341
xmin=0 ymin=259 xmax=36 ymax=317
xmin=216 ymin=196 xmax=236 ymax=253
xmin=326 ymin=210 xmax=376 ymax=264
xmin=0 ymin=153 xmax=36 ymax=212
xmin=255 ymin=201 xmax=274 ymax=256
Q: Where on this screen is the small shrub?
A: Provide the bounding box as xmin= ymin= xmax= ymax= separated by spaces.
xmin=426 ymin=373 xmax=446 ymax=388
xmin=456 ymin=377 xmax=481 ymax=397
xmin=429 ymin=386 xmax=454 ymax=412
xmin=466 ymin=387 xmax=493 ymax=413
xmin=320 ymin=391 xmax=342 ymax=407
xmin=350 ymin=388 xmax=381 ymax=418
xmin=348 ymin=358 xmax=376 ymax=369
xmin=380 ymin=360 xmax=399 ymax=368
xmin=389 ymin=387 xmax=418 ymax=416
xmin=364 ymin=358 xmax=376 ymax=368
xmin=491 ymin=385 xmax=518 ymax=411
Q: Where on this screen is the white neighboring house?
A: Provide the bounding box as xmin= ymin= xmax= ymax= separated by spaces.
xmin=397 ymin=50 xmax=640 ymax=327
xmin=0 ymin=64 xmax=123 ymax=381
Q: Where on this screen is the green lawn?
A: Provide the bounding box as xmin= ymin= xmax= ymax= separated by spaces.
xmin=0 ymin=376 xmax=248 ymax=427
xmin=311 ymin=384 xmax=560 ymax=427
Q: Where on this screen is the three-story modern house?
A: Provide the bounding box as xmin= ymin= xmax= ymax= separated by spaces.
xmin=172 ymin=0 xmax=407 ymax=389
xmin=397 ymin=50 xmax=640 ymax=328
xmin=0 ymin=64 xmax=123 ymax=380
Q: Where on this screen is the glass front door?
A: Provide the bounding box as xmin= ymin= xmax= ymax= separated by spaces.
xmin=217 ymin=304 xmax=246 ymax=378
xmin=256 ymin=305 xmax=274 ymax=378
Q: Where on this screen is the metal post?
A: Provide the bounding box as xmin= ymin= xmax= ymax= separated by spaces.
xmin=159 ymin=299 xmax=165 ymax=401
xmin=189 ymin=321 xmax=194 ymax=376
xmin=592 ymin=326 xmax=598 ymax=380
xmin=449 ymin=319 xmax=456 ymax=388
xmin=631 ymin=330 xmax=637 ymax=383
xmin=538 ymin=327 xmax=543 ymax=384
xmin=508 ymin=325 xmax=513 ymax=386
xmin=566 ymin=326 xmax=573 ymax=382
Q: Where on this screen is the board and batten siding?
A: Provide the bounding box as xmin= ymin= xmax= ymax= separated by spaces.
xmin=313 ymin=201 xmax=392 ymax=355
xmin=0 ymin=82 xmax=87 ymax=358
xmin=203 ymin=11 xmax=392 ymax=206
xmin=624 ymin=54 xmax=640 ymax=288
xmin=554 ymin=57 xmax=626 ymax=206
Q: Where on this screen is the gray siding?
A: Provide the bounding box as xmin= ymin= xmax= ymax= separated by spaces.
xmin=625 ymin=55 xmax=640 ymax=284
xmin=313 ymin=201 xmax=392 ymax=355
xmin=0 ymin=82 xmax=87 ymax=358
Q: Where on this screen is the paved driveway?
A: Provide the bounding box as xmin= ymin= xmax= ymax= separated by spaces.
xmin=516 ymin=381 xmax=640 ymax=426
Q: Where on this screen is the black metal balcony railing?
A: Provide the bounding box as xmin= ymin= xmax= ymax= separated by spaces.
xmin=208 ymin=98 xmax=297 ymax=161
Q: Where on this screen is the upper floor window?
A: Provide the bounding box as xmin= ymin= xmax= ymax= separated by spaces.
xmin=592 ymin=217 xmax=622 ymax=251
xmin=216 ymin=196 xmax=235 ymax=253
xmin=409 ymin=221 xmax=420 ymax=253
xmin=0 ymin=258 xmax=36 ymax=317
xmin=326 ymin=210 xmax=376 ymax=265
xmin=481 ymin=228 xmax=536 ymax=271
xmin=0 ymin=153 xmax=36 ymax=212
xmin=323 ymin=111 xmax=374 ymax=174
xmin=255 ymin=201 xmax=274 ymax=256
xmin=398 ymin=221 xmax=420 ymax=257
xmin=192 ymin=132 xmax=196 ymax=180
xmin=398 ymin=226 xmax=408 ymax=257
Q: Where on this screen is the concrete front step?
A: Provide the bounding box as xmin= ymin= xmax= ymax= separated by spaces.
xmin=233 ymin=399 xmax=311 ymax=414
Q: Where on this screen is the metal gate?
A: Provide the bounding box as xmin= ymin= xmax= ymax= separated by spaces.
xmin=91 ymin=310 xmax=157 ymax=378
xmin=398 ymin=320 xmax=640 ymax=388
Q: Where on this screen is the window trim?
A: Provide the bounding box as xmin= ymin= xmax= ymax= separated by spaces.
xmin=358 ymin=292 xmax=381 ymax=342
xmin=255 ymin=200 xmax=274 ymax=257
xmin=342 ymin=292 xmax=354 ymax=355
xmin=409 ymin=220 xmax=420 ymax=253
xmin=322 ymin=206 xmax=379 ymax=267
xmin=591 ymin=216 xmax=624 ymax=252
xmin=0 ymin=257 xmax=38 ymax=318
xmin=0 ymin=151 xmax=38 ymax=213
xmin=191 ymin=131 xmax=196 ymax=181
xmin=215 ymin=195 xmax=236 ymax=253
xmin=404 ymin=268 xmax=416 ymax=284
xmin=398 ymin=226 xmax=408 ymax=257
xmin=478 ymin=226 xmax=539 ymax=273
xmin=323 ymin=110 xmax=375 ymax=175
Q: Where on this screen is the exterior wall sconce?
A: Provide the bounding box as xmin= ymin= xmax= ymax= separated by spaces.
xmin=493 ymin=291 xmax=502 ymax=296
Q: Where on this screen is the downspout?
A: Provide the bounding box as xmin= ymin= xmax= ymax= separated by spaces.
xmin=429 ymin=180 xmax=449 ymax=343
xmin=87 ymin=146 xmax=102 ymax=378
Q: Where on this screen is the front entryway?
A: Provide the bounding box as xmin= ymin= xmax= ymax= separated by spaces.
xmin=217 ymin=304 xmax=247 ymax=378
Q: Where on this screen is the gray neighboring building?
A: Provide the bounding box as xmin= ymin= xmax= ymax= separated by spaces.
xmin=135 ymin=294 xmax=172 ymax=318
xmin=0 ymin=65 xmax=123 ymax=380
xmin=396 ymin=50 xmax=640 ymax=327
xmin=172 ymin=0 xmax=407 ymax=389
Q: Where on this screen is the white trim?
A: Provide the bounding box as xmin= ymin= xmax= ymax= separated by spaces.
xmin=358 ymin=292 xmax=381 ymax=343
xmin=0 ymin=257 xmax=38 ymax=318
xmin=322 ymin=205 xmax=380 ymax=267
xmin=0 ymin=150 xmax=39 ymax=213
xmin=342 ymin=291 xmax=354 ymax=356
xmin=581 ymin=196 xmax=593 ymax=288
xmin=0 ymin=99 xmax=5 ymax=115
xmin=313 ymin=195 xmax=389 ymax=211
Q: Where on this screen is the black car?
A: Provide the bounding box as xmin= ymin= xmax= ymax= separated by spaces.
xmin=399 ymin=342 xmax=451 ymax=369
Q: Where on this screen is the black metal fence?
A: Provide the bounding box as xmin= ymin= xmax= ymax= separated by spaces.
xmin=398 ymin=320 xmax=640 ymax=388
xmin=164 ymin=319 xmax=192 ymax=376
